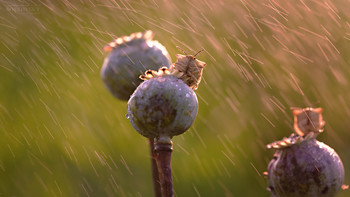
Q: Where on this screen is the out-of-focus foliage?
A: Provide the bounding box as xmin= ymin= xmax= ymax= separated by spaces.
xmin=0 ymin=0 xmax=349 ymax=196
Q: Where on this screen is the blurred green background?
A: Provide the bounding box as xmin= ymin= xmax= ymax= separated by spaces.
xmin=1 ymin=0 xmax=349 ymax=196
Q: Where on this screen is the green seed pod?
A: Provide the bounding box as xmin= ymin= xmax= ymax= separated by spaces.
xmin=101 ymin=30 xmax=172 ymax=100
xmin=127 ymin=74 xmax=198 ymax=139
xmin=266 ymin=108 xmax=345 ymax=197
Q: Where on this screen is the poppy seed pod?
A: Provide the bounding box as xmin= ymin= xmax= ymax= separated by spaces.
xmin=101 ymin=30 xmax=172 ymax=100
xmin=266 ymin=108 xmax=345 ymax=197
xmin=127 ymin=74 xmax=198 ymax=139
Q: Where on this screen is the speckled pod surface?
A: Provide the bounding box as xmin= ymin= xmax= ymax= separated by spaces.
xmin=267 ymin=137 xmax=344 ymax=197
xmin=101 ymin=31 xmax=172 ymax=100
xmin=127 ymin=75 xmax=198 ymax=139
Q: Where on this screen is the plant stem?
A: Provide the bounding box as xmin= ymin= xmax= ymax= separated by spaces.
xmin=154 ymin=139 xmax=174 ymax=197
xmin=149 ymin=138 xmax=162 ymax=197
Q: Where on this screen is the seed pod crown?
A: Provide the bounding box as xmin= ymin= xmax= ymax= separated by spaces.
xmin=104 ymin=30 xmax=155 ymax=52
xmin=267 ymin=107 xmax=325 ymax=149
xmin=292 ymin=107 xmax=325 ymax=137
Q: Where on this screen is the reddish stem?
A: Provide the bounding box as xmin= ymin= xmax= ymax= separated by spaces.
xmin=149 ymin=138 xmax=162 ymax=197
xmin=154 ymin=140 xmax=174 ymax=197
